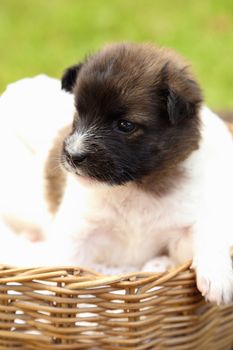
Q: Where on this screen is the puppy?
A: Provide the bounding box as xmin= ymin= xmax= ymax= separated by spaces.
xmin=0 ymin=43 xmax=233 ymax=305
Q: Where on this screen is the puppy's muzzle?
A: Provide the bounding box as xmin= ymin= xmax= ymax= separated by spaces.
xmin=64 ymin=148 xmax=87 ymax=166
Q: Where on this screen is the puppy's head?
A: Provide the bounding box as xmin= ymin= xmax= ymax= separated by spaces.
xmin=61 ymin=43 xmax=202 ymax=186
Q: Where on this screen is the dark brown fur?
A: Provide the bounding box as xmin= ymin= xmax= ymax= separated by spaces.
xmin=46 ymin=43 xmax=203 ymax=205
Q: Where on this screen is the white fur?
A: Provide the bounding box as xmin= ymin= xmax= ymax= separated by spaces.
xmin=0 ymin=76 xmax=233 ymax=304
xmin=65 ymin=130 xmax=86 ymax=155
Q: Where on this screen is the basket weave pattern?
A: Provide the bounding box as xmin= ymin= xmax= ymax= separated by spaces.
xmin=0 ymin=262 xmax=233 ymax=350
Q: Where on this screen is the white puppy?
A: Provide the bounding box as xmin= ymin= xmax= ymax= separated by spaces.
xmin=0 ymin=43 xmax=233 ymax=305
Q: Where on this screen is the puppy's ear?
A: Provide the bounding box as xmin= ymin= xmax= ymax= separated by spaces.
xmin=167 ymin=85 xmax=200 ymax=125
xmin=160 ymin=64 xmax=203 ymax=125
xmin=61 ymin=63 xmax=83 ymax=93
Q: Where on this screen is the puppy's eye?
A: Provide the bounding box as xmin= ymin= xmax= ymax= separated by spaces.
xmin=116 ymin=119 xmax=136 ymax=134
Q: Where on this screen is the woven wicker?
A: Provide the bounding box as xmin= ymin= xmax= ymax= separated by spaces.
xmin=0 ymin=261 xmax=233 ymax=350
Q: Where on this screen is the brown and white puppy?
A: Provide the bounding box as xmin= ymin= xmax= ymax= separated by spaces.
xmin=0 ymin=43 xmax=233 ymax=305
xmin=61 ymin=43 xmax=201 ymax=189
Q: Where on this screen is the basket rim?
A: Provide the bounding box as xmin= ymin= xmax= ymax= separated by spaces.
xmin=0 ymin=260 xmax=193 ymax=288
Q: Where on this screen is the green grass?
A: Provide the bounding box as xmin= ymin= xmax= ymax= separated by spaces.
xmin=0 ymin=0 xmax=233 ymax=109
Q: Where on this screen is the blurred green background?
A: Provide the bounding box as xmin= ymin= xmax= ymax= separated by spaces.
xmin=0 ymin=0 xmax=232 ymax=109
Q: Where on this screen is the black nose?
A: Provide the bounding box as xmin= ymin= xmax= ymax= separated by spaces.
xmin=64 ymin=149 xmax=87 ymax=166
xmin=71 ymin=153 xmax=87 ymax=164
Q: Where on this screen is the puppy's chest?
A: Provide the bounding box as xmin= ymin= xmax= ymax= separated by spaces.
xmin=86 ymin=185 xmax=186 ymax=246
xmin=114 ymin=193 xmax=163 ymax=234
xmin=60 ymin=178 xmax=195 ymax=266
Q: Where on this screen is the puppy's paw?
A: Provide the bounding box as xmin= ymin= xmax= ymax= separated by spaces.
xmin=142 ymin=256 xmax=175 ymax=273
xmin=193 ymin=262 xmax=233 ymax=305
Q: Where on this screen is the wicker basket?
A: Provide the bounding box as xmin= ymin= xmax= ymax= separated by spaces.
xmin=0 ymin=261 xmax=233 ymax=350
